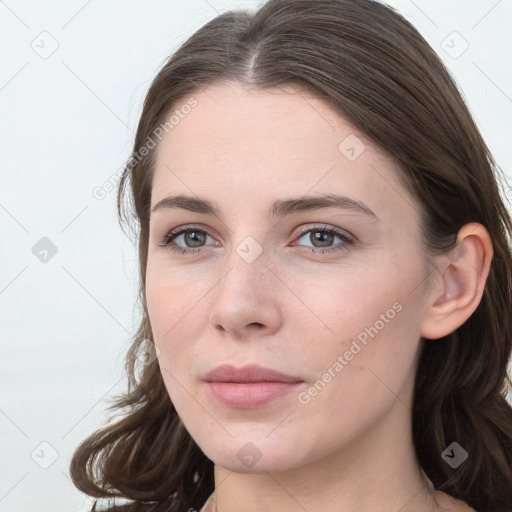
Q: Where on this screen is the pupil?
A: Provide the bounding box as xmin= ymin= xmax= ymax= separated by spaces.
xmin=313 ymin=231 xmax=333 ymax=247
xmin=187 ymin=231 xmax=204 ymax=247
xmin=183 ymin=230 xmax=334 ymax=249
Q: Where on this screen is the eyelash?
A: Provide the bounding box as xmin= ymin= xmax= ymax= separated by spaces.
xmin=158 ymin=224 xmax=355 ymax=255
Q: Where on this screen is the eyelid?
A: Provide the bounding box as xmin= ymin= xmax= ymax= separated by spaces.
xmin=162 ymin=223 xmax=220 ymax=241
xmin=162 ymin=222 xmax=354 ymax=240
xmin=292 ymin=223 xmax=355 ymax=242
xmin=163 ymin=224 xmax=218 ymax=244
xmin=159 ymin=222 xmax=356 ymax=256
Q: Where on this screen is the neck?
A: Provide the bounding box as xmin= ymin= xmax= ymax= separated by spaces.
xmin=211 ymin=400 xmax=440 ymax=512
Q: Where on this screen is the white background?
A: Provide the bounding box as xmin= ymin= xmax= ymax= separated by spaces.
xmin=1 ymin=1 xmax=511 ymax=511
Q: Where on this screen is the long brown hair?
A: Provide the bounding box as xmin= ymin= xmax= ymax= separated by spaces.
xmin=69 ymin=1 xmax=512 ymax=511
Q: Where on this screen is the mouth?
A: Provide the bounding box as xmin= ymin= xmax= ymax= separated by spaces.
xmin=202 ymin=363 xmax=303 ymax=384
xmin=202 ymin=364 xmax=304 ymax=409
xmin=204 ymin=381 xmax=303 ymax=409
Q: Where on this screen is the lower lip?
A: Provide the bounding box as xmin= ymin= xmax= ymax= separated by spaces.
xmin=205 ymin=381 xmax=302 ymax=409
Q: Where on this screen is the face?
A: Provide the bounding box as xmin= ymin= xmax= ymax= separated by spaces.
xmin=146 ymin=81 xmax=433 ymax=473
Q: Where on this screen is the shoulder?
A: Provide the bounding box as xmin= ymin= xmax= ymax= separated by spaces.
xmin=198 ymin=492 xmax=215 ymax=512
xmin=434 ymin=490 xmax=477 ymax=512
xmin=84 ymin=496 xmax=215 ymax=512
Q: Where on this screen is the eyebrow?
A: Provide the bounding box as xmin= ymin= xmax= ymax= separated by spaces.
xmin=151 ymin=193 xmax=379 ymax=221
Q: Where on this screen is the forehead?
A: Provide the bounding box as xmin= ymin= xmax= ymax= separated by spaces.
xmin=152 ymin=81 xmax=420 ymax=224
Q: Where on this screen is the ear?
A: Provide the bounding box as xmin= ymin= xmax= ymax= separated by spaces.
xmin=420 ymin=222 xmax=494 ymax=340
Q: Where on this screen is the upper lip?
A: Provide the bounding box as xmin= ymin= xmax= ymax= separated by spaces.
xmin=203 ymin=364 xmax=303 ymax=383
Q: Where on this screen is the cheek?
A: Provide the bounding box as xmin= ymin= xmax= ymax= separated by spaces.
xmin=145 ymin=264 xmax=221 ymax=375
xmin=145 ymin=268 xmax=199 ymax=383
xmin=292 ymin=308 xmax=420 ymax=450
xmin=290 ymin=266 xmax=421 ymax=402
xmin=145 ymin=264 xmax=205 ymax=337
xmin=145 ymin=269 xmax=199 ymax=411
xmin=287 ymin=262 xmax=404 ymax=346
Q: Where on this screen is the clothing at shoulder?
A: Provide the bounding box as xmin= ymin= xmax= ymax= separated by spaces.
xmin=199 ymin=492 xmax=215 ymax=512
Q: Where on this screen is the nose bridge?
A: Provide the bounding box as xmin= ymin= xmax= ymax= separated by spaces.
xmin=208 ymin=232 xmax=282 ymax=334
xmin=216 ymin=233 xmax=269 ymax=298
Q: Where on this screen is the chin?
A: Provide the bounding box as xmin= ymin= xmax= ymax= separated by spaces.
xmin=197 ymin=436 xmax=306 ymax=474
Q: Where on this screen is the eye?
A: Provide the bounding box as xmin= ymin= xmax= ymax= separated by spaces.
xmin=293 ymin=225 xmax=355 ymax=253
xmin=158 ymin=225 xmax=219 ymax=255
xmin=158 ymin=224 xmax=355 ymax=255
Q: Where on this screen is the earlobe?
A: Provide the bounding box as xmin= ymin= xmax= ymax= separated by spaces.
xmin=420 ymin=223 xmax=493 ymax=340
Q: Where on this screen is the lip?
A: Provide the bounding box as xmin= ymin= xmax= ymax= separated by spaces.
xmin=202 ymin=364 xmax=303 ymax=384
xmin=205 ymin=382 xmax=302 ymax=409
xmin=202 ymin=364 xmax=304 ymax=409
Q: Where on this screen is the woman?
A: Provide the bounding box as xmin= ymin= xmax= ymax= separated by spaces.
xmin=70 ymin=1 xmax=512 ymax=511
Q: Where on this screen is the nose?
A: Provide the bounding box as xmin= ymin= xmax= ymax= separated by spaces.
xmin=208 ymin=244 xmax=283 ymax=339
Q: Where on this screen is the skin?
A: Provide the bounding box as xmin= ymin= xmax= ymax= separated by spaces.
xmin=145 ymin=81 xmax=492 ymax=512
